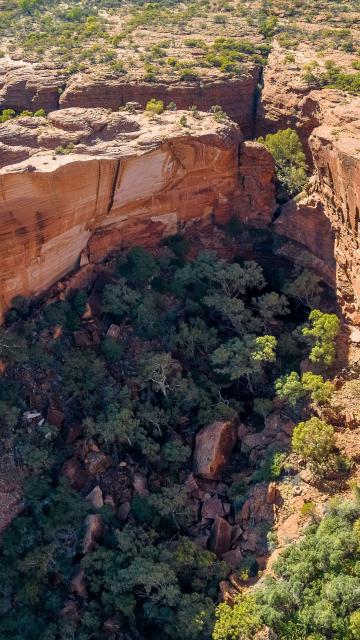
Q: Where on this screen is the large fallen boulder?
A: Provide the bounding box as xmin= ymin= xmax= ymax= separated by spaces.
xmin=193 ymin=419 xmax=237 ymax=480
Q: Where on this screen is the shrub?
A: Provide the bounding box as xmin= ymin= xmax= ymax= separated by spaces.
xmin=292 ymin=416 xmax=335 ymax=468
xmin=302 ymin=310 xmax=341 ymax=367
xmin=213 ymin=595 xmax=261 ymax=640
xmin=146 ymin=98 xmax=164 ymax=115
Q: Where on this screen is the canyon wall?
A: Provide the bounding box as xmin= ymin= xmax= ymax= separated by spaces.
xmin=0 ymin=59 xmax=260 ymax=138
xmin=1 ymin=49 xmax=360 ymax=323
xmin=0 ymin=107 xmax=276 ymax=319
xmin=259 ymin=48 xmax=360 ymax=321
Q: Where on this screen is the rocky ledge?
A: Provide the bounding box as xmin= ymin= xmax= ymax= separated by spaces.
xmin=0 ymin=58 xmax=260 ymax=138
xmin=0 ymin=107 xmax=276 ymax=320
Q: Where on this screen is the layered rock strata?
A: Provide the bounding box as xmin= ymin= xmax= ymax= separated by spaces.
xmin=260 ymin=47 xmax=360 ymax=319
xmin=0 ymin=107 xmax=276 ymax=319
xmin=0 ymin=59 xmax=260 ymax=137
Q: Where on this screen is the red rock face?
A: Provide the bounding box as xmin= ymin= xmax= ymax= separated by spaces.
xmin=259 ymin=47 xmax=360 ymax=320
xmin=274 ymin=194 xmax=336 ymax=287
xmin=308 ymin=115 xmax=360 ymax=320
xmin=237 ymin=141 xmax=276 ymax=227
xmin=193 ymin=419 xmax=238 ymax=480
xmin=0 ymin=60 xmax=260 ymax=139
xmin=0 ymin=107 xmax=276 ymax=320
xmin=60 ymin=72 xmax=261 ymax=139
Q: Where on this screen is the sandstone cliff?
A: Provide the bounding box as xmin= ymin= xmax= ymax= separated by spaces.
xmin=0 ymin=107 xmax=276 ymax=319
xmin=260 ymin=47 xmax=360 ymax=321
xmin=0 ymin=59 xmax=260 ymax=138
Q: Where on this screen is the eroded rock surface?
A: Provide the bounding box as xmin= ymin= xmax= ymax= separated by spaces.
xmin=260 ymin=47 xmax=360 ymax=320
xmin=0 ymin=59 xmax=260 ymax=137
xmin=193 ymin=419 xmax=238 ymax=480
xmin=0 ymin=107 xmax=276 ymax=319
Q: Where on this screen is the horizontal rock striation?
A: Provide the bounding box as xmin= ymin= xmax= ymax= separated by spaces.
xmin=260 ymin=47 xmax=360 ymax=320
xmin=0 ymin=107 xmax=276 ymax=320
xmin=0 ymin=59 xmax=260 ymax=138
xmin=309 ymin=105 xmax=360 ymax=322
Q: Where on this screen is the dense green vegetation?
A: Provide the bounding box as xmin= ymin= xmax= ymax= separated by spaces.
xmin=0 ymin=235 xmax=340 ymax=639
xmin=215 ymin=491 xmax=360 ymax=639
xmin=258 ymin=128 xmax=308 ymax=199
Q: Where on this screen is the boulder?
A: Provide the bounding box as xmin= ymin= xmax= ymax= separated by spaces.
xmin=117 ymin=501 xmax=131 ymax=521
xmin=70 ymin=567 xmax=87 ymax=598
xmin=210 ymin=516 xmax=232 ymax=557
xmin=85 ymin=486 xmax=104 ymax=509
xmin=201 ymin=497 xmax=226 ymax=520
xmin=193 ymin=420 xmax=237 ymax=480
xmin=86 ymin=451 xmax=112 ymax=476
xmin=47 ymin=406 xmax=65 ymax=428
xmin=222 ymin=548 xmax=243 ymax=569
xmin=132 ymin=472 xmax=149 ymax=497
xmin=82 ymin=514 xmax=103 ymax=554
xmin=62 ymin=457 xmax=86 ymax=491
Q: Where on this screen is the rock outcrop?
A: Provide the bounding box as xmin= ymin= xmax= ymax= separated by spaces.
xmin=0 ymin=107 xmax=276 ymax=320
xmin=260 ymin=46 xmax=360 ymax=320
xmin=0 ymin=59 xmax=260 ymax=137
xmin=274 ymin=194 xmax=336 ymax=287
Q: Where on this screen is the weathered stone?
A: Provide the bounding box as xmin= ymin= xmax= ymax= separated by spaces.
xmin=222 ymin=548 xmax=243 ymax=569
xmin=85 ymin=486 xmax=104 ymax=509
xmin=74 ymin=324 xmax=101 ymax=347
xmin=266 ymin=482 xmax=278 ymax=505
xmin=117 ymin=501 xmax=131 ymax=521
xmin=219 ymin=579 xmax=240 ymax=606
xmin=47 ymin=406 xmax=65 ymax=428
xmin=132 ymin=472 xmax=149 ymax=497
xmin=70 ymin=567 xmax=87 ymax=598
xmin=0 ymin=109 xmax=240 ymax=320
xmin=193 ymin=420 xmax=237 ymax=480
xmin=210 ymin=516 xmax=232 ymax=557
xmin=86 ymin=451 xmax=112 ymax=476
xmin=231 ymin=524 xmax=243 ymax=547
xmin=82 ymin=514 xmax=103 ymax=554
xmin=201 ymin=497 xmax=226 ymax=520
xmin=106 ymin=324 xmax=122 ymax=341
xmin=63 ymin=457 xmax=86 ymax=491
xmin=63 ymin=423 xmax=83 ymax=444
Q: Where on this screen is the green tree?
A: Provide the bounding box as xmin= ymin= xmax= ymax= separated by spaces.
xmin=350 ymin=610 xmax=360 ymax=638
xmin=170 ymin=318 xmax=219 ymax=360
xmin=302 ymin=310 xmax=341 ymax=367
xmin=121 ymin=246 xmax=158 ymax=285
xmin=283 ymin=268 xmax=323 ymax=308
xmin=253 ymin=291 xmax=289 ymax=328
xmin=292 ymin=416 xmax=335 ymax=467
xmin=85 ymin=402 xmax=139 ymax=447
xmin=213 ymin=594 xmax=261 ymax=640
xmin=211 ymin=334 xmax=277 ymax=392
xmin=140 ymin=351 xmax=182 ymax=397
xmin=258 ymin=128 xmax=308 ymax=197
xmin=302 ymin=371 xmax=334 ymax=404
xmin=102 ymin=278 xmax=140 ymax=319
xmin=275 ymin=371 xmax=333 ymax=407
xmin=146 ymin=98 xmax=165 ymax=115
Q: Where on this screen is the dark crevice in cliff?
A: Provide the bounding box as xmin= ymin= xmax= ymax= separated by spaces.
xmin=107 ymin=158 xmax=121 ymax=214
xmin=252 ymin=65 xmax=264 ymax=140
